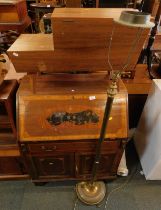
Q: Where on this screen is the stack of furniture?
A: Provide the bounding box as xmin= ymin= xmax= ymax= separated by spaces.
xmin=6 ymin=8 xmax=152 ymax=184
xmin=8 ymin=8 xmax=150 ymax=78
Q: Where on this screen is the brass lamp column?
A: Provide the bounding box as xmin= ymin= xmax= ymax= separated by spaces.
xmin=76 ymin=72 xmax=120 ymax=205
xmin=76 ymin=10 xmax=155 ymax=206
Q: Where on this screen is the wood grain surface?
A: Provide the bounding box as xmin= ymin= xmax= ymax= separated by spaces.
xmin=0 ymin=0 xmax=28 ymax=23
xmin=17 ymin=74 xmax=128 ymax=141
xmin=7 ymin=8 xmax=151 ymax=74
xmin=7 ymin=28 xmax=149 ymax=74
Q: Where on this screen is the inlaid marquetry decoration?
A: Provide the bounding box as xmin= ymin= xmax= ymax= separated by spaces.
xmin=47 ymin=110 xmax=99 ymax=126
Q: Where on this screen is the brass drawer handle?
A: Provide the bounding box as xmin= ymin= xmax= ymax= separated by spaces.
xmin=41 ymin=145 xmax=57 ymax=152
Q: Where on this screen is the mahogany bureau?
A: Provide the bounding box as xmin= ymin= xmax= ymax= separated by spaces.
xmin=17 ymin=74 xmax=128 ymax=183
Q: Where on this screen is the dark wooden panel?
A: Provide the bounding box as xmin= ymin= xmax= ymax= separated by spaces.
xmin=0 ymin=157 xmax=24 ymax=175
xmin=75 ymin=153 xmax=117 ymax=179
xmin=33 ymin=154 xmax=74 ymax=178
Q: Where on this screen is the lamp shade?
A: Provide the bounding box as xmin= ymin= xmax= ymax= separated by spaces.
xmin=114 ymin=11 xmax=155 ymax=28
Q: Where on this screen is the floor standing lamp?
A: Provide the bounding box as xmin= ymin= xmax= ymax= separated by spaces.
xmin=76 ymin=10 xmax=154 ymax=206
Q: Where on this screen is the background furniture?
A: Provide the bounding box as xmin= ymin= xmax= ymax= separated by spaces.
xmin=142 ymin=0 xmax=160 ymax=17
xmin=0 ymin=0 xmax=32 ymax=52
xmin=30 ymin=1 xmax=65 ymax=32
xmin=66 ymin=0 xmax=82 ymax=7
xmin=0 ymin=80 xmax=28 ymax=180
xmin=0 ymin=80 xmax=18 ymax=139
xmin=0 ymin=0 xmax=31 ymax=33
xmin=99 ymin=0 xmax=136 ymax=8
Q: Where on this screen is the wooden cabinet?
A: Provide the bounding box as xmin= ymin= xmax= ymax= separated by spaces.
xmin=20 ymin=139 xmax=125 ymax=182
xmin=17 ymin=74 xmax=128 ymax=183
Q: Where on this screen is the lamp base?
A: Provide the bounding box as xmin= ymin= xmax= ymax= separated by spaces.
xmin=76 ymin=181 xmax=106 ymax=205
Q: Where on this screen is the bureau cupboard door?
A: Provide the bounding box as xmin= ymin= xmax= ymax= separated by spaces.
xmin=75 ymin=152 xmax=117 ymax=179
xmin=33 ymin=154 xmax=74 ymax=179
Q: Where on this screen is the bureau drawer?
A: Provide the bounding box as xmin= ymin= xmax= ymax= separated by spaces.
xmin=27 ymin=140 xmax=122 ymax=154
xmin=27 ymin=143 xmax=69 ymax=154
xmin=76 ymin=141 xmax=121 ymax=152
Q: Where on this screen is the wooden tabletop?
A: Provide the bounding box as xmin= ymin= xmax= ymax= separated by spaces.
xmin=8 ymin=34 xmax=54 ymax=51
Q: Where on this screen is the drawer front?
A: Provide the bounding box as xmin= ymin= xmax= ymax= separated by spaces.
xmin=27 ymin=140 xmax=121 ymax=155
xmin=32 ymin=154 xmax=74 ymax=178
xmin=75 ymin=153 xmax=117 ymax=178
xmin=74 ymin=141 xmax=121 ymax=152
xmin=28 ymin=143 xmax=67 ymax=154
